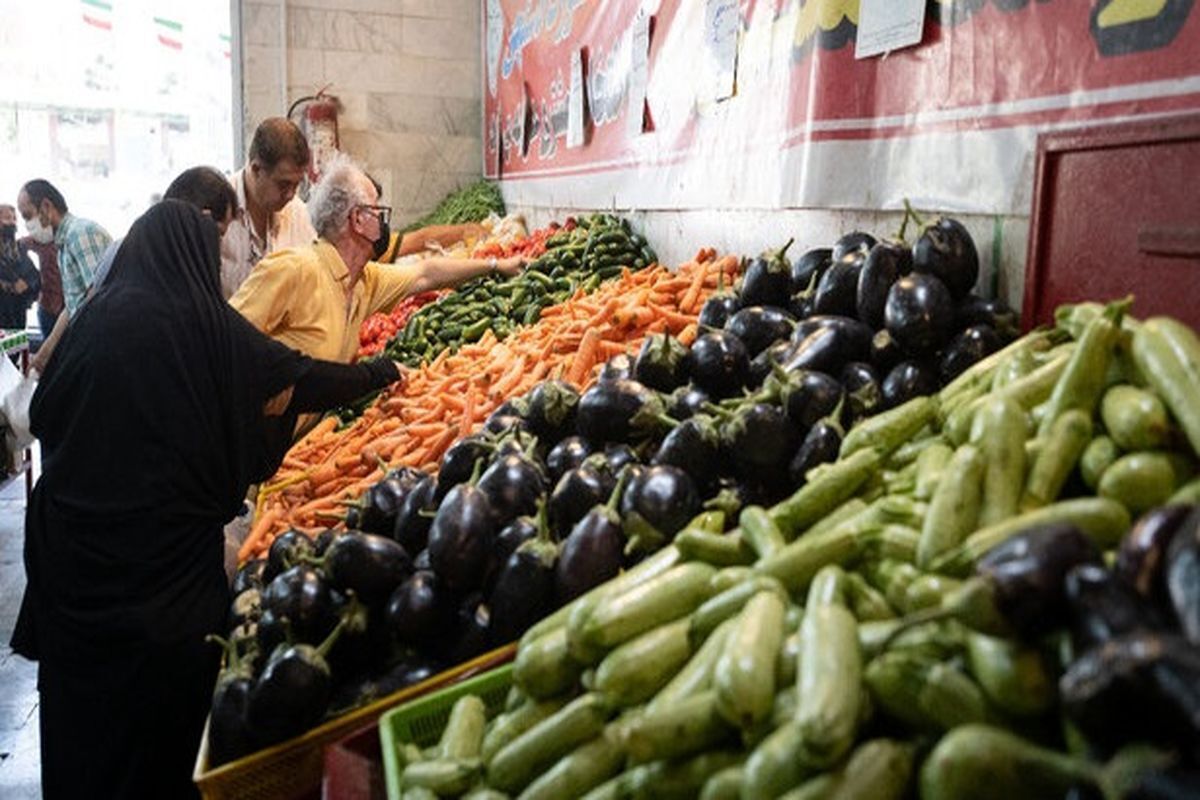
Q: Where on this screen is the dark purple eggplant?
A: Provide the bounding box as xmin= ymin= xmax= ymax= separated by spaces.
xmin=1060 ymin=632 xmax=1200 ymax=758
xmin=386 ymin=570 xmax=452 ymax=645
xmin=483 ymin=413 xmax=531 ymax=437
xmin=548 ymin=463 xmax=613 ymax=536
xmin=575 ymin=378 xmax=668 ymax=443
xmin=790 ymin=315 xmax=873 ymax=363
xmin=896 ymin=523 xmax=1102 ymax=641
xmin=260 ymin=565 xmax=338 ymax=645
xmin=523 ymin=380 xmax=580 ymax=443
xmin=488 ymin=509 xmax=558 ymax=645
xmin=324 ymin=531 xmax=412 ymax=608
xmin=1125 ymin=764 xmax=1200 ymax=800
xmin=884 ymin=273 xmax=955 ymax=357
xmin=775 ymin=369 xmax=844 ymax=434
xmin=882 ymin=360 xmax=939 ymax=410
xmin=602 ymin=443 xmax=640 ymax=473
xmin=355 ymin=473 xmax=417 ymax=537
xmin=791 ymin=247 xmax=832 ymax=294
xmin=491 ymin=515 xmax=539 ymax=581
xmin=555 ymin=477 xmax=628 ymax=604
xmin=546 ymin=436 xmax=593 ymax=483
xmin=812 ymin=254 xmax=865 ymax=318
xmin=857 ymin=241 xmax=911 ymax=328
xmin=667 ymin=384 xmax=712 ymax=420
xmin=912 ymin=216 xmax=979 ymax=300
xmin=957 ymin=294 xmax=1020 ymax=341
xmin=1164 ymin=506 xmax=1200 ymax=643
xmin=246 ymin=619 xmax=345 ymax=747
xmin=255 ymin=608 xmax=289 ymax=655
xmin=312 ymin=528 xmax=336 ymax=557
xmin=788 ymin=291 xmax=816 ymax=321
xmin=619 ymin=465 xmax=702 ymax=554
xmin=652 ymin=415 xmax=722 ymax=491
xmin=788 ymin=417 xmax=843 ymax=486
xmin=1115 ymin=505 xmax=1192 ymax=604
xmin=698 ymin=293 xmax=742 ymax=330
xmin=477 ymin=452 xmax=547 ymax=527
xmin=598 ymin=353 xmax=635 ymax=383
xmin=780 ymin=326 xmax=844 ymax=376
xmin=721 ymin=402 xmax=800 ymax=478
xmin=437 ymin=435 xmax=493 ymax=496
xmin=685 ymin=331 xmax=750 ymax=399
xmin=832 ymin=231 xmax=877 ymax=262
xmin=749 ymin=340 xmax=796 ymax=388
xmin=427 ymin=470 xmax=496 ymax=594
xmin=375 ymin=656 xmax=442 ymax=697
xmin=392 ymin=474 xmax=438 ymax=555
xmin=939 ymin=324 xmax=1003 ymax=384
xmin=412 ymin=548 xmax=432 ymax=572
xmin=438 ymin=594 xmax=493 ymax=666
xmin=326 ymin=592 xmax=385 ymax=678
xmin=232 ymin=558 xmax=267 ymax=596
xmin=634 ymin=333 xmax=690 ymax=391
xmin=229 ymin=588 xmax=262 ymax=630
xmin=739 ymin=240 xmax=794 ymax=308
xmin=840 ymin=362 xmax=881 ymax=422
xmin=206 ymin=635 xmax=257 ymax=767
xmin=1065 ymin=563 xmax=1166 ymax=652
xmin=725 ymin=306 xmax=796 ymax=359
xmin=264 ymin=529 xmax=316 ymax=584
xmin=870 ymin=329 xmax=904 ymax=374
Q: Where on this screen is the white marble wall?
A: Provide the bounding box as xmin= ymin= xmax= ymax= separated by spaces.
xmin=239 ymin=0 xmax=481 ymax=227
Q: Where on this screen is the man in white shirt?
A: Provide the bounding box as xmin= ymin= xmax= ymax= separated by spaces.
xmin=220 ymin=117 xmax=317 ymax=298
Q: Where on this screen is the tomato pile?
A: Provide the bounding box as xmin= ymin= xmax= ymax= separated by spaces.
xmin=471 ymin=218 xmax=576 ymax=261
xmin=356 ymin=291 xmax=444 ymax=359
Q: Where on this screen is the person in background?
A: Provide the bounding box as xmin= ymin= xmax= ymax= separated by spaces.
xmin=0 ymin=204 xmax=40 ymax=330
xmin=10 ymin=200 xmax=404 ymax=799
xmin=20 ymin=235 xmax=62 ymax=341
xmin=220 ymin=117 xmax=317 ymax=299
xmin=231 ymin=152 xmax=525 ymax=365
xmin=17 ymin=180 xmax=111 ymax=373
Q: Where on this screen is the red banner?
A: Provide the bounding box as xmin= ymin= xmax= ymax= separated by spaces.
xmin=483 ymin=0 xmax=1200 ymax=213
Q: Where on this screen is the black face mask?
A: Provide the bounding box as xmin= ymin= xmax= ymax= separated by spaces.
xmin=0 ymin=224 xmax=15 ymax=242
xmin=372 ymin=218 xmax=390 ymax=261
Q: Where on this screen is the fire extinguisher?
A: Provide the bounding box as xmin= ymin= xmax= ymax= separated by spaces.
xmin=288 ymin=87 xmax=340 ymax=184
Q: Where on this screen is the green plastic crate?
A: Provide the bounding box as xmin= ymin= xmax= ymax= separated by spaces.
xmin=379 ymin=664 xmax=513 ymax=800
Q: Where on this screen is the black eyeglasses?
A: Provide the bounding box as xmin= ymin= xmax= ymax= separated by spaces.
xmin=356 ymin=204 xmax=392 ymax=225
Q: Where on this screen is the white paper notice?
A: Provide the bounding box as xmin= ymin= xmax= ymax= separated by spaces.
xmin=702 ymin=0 xmax=738 ymax=102
xmin=855 ymin=0 xmax=925 ymax=59
xmin=567 ymin=49 xmax=586 ymax=148
xmin=627 ymin=14 xmax=651 ymax=138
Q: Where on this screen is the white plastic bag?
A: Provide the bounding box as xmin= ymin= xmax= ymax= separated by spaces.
xmin=0 ymin=356 xmax=36 ymax=456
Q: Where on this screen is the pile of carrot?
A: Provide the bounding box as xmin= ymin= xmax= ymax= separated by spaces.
xmin=240 ymin=250 xmax=738 ymax=561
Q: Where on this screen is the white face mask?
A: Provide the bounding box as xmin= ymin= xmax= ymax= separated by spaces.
xmin=26 ymin=215 xmax=53 ymax=244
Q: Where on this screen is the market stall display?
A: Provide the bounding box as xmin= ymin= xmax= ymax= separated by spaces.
xmin=383 ymin=299 xmax=1200 ymax=798
xmin=397 ymin=180 xmax=506 ymax=237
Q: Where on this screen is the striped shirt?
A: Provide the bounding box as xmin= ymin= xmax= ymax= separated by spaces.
xmin=55 ymin=213 xmax=112 ymax=317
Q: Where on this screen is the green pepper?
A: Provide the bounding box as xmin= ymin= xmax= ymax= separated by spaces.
xmin=462 ymin=318 xmax=490 ymax=342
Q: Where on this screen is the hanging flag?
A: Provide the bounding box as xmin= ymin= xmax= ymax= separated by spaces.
xmin=81 ymin=0 xmax=113 ymax=31
xmin=219 ymin=32 xmax=231 ymax=59
xmin=154 ymin=15 xmax=183 ymax=50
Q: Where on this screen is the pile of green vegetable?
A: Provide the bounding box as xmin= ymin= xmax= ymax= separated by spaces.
xmin=384 ymin=214 xmax=657 ymax=365
xmin=400 ymin=180 xmax=506 ymax=235
xmin=390 ymin=299 xmax=1200 ymax=799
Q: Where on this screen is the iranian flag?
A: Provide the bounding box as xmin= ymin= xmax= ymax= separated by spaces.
xmin=154 ymin=15 xmax=183 ymax=50
xmin=220 ymin=32 xmax=231 ymax=59
xmin=81 ymin=0 xmax=112 ymax=31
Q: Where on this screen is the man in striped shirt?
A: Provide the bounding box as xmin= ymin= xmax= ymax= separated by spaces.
xmin=17 ymin=180 xmax=112 ymax=373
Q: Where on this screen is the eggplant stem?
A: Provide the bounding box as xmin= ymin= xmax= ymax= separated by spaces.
xmin=468 ymin=457 xmax=486 ymax=486
xmin=901 ymin=198 xmax=927 ymax=234
xmin=313 ymin=510 xmax=346 ymax=522
xmin=605 ymin=468 xmax=633 ymax=513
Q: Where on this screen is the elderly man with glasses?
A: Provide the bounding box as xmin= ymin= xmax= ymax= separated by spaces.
xmin=231 ymin=152 xmax=525 ymax=367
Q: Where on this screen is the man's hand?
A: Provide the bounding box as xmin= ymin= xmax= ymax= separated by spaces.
xmin=391 ymin=362 xmax=408 ymax=385
xmin=495 ymin=256 xmax=527 ymax=277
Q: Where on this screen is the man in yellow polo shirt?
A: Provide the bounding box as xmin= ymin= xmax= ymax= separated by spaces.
xmin=230 ymin=153 xmax=524 ymax=364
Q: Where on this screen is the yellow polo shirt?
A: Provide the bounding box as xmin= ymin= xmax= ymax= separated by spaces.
xmin=230 ymin=239 xmax=419 ymax=363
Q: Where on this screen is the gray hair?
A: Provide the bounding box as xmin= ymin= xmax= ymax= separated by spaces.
xmin=307 ymin=152 xmax=373 ymax=240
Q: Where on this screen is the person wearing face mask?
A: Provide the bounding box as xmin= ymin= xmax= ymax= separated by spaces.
xmin=0 ymin=204 xmax=41 ymax=331
xmin=220 ymin=117 xmax=318 ymax=299
xmin=231 ymin=151 xmax=526 ymax=368
xmin=16 ymin=180 xmax=111 ymax=321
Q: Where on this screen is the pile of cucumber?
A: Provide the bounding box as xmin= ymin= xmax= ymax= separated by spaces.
xmin=393 ymin=300 xmax=1200 ymax=799
xmin=383 ymin=214 xmax=656 ymax=366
